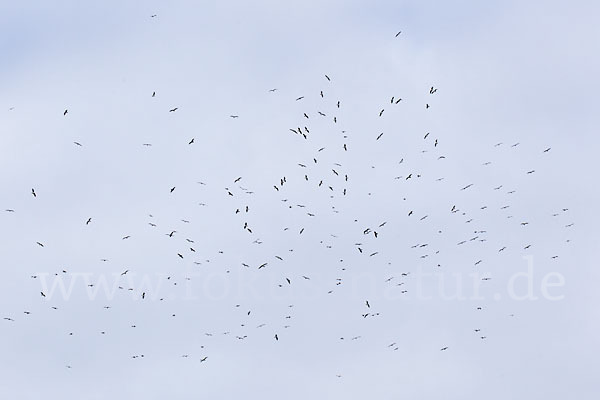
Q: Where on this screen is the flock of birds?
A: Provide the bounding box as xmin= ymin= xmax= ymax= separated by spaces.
xmin=2 ymin=26 xmax=574 ymax=378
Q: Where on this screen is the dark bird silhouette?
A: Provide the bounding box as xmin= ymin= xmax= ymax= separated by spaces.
xmin=152 ymin=91 xmax=155 ymax=97
xmin=169 ymin=107 xmax=178 ymax=112
xmin=189 ymin=138 xmax=194 ymax=144
xmin=170 ymin=187 xmax=176 ymax=193
xmin=86 ymin=218 xmax=92 ymax=225
xmin=31 ymin=188 xmax=36 ymax=197
xmin=63 ymin=109 xmax=68 ymax=115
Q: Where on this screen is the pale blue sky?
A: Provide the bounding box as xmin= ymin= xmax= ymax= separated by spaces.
xmin=1 ymin=1 xmax=598 ymax=399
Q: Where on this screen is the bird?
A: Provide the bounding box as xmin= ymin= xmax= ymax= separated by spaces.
xmin=73 ymin=142 xmax=82 ymax=146
xmin=189 ymin=138 xmax=194 ymax=144
xmin=31 ymin=188 xmax=37 ymax=197
xmin=440 ymin=347 xmax=448 ymax=351
xmin=86 ymin=218 xmax=92 ymax=225
xmin=63 ymin=109 xmax=68 ymax=115
xmin=40 ymin=291 xmax=46 ymax=297
xmin=169 ymin=107 xmax=178 ymax=112
xmin=395 ymin=31 xmax=401 ymax=37
xmin=152 ymin=91 xmax=155 ymax=97
xmin=376 ymin=133 xmax=384 ymax=140
xmin=170 ymin=187 xmax=176 ymax=193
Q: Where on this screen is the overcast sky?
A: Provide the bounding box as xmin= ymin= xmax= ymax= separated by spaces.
xmin=1 ymin=1 xmax=599 ymax=399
